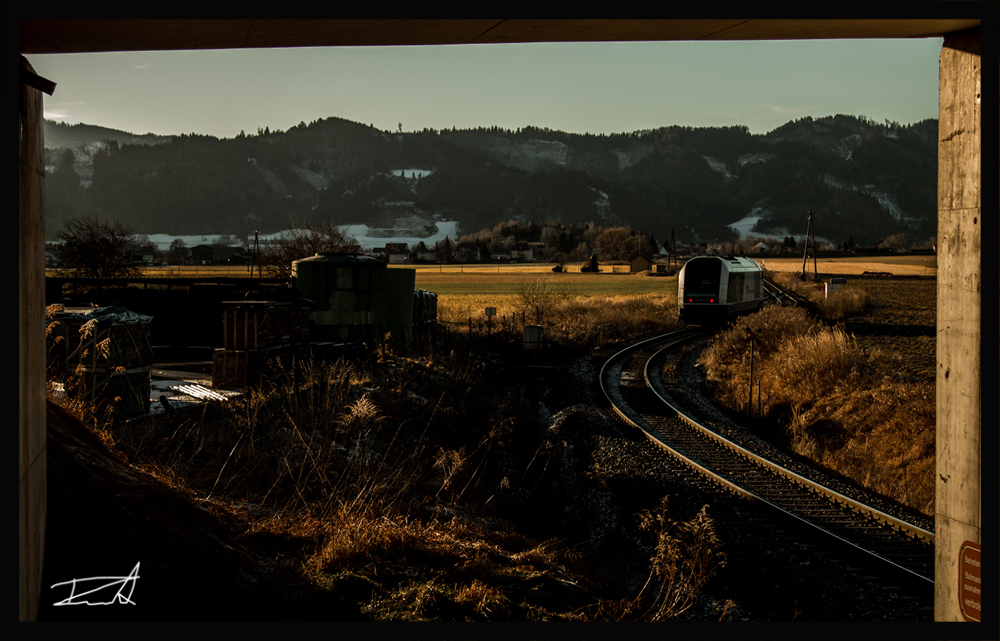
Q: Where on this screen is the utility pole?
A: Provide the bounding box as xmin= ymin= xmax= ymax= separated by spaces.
xmin=800 ymin=209 xmax=817 ymax=280
xmin=248 ymin=230 xmax=261 ymax=280
xmin=670 ymin=229 xmax=677 ymax=268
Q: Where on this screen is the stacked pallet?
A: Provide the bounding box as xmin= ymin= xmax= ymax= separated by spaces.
xmin=212 ymin=301 xmax=309 ymax=389
xmin=50 ymin=306 xmax=154 ymax=419
xmin=222 ymin=301 xmax=309 ymax=350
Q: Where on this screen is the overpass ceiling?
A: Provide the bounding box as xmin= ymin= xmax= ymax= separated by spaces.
xmin=19 ymin=19 xmax=981 ymax=54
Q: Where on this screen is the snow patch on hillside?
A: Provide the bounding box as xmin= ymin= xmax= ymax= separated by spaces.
xmin=590 ymin=188 xmax=625 ymax=227
xmin=703 ymin=156 xmax=734 ymax=182
xmin=838 ymin=134 xmax=861 ymax=160
xmin=737 ymin=152 xmax=773 ymax=167
xmin=613 ymin=145 xmax=653 ymax=169
xmin=524 ymin=139 xmax=568 ymax=165
xmin=46 ymin=142 xmax=104 ymax=187
xmin=728 ymin=207 xmax=832 ymax=245
xmin=822 ymin=173 xmax=848 ymax=189
xmin=859 ymin=185 xmax=910 ymax=222
xmin=392 ymin=168 xmax=434 ymax=179
xmin=290 ymin=165 xmax=329 ymax=190
xmin=727 ymin=209 xmax=767 ymax=238
xmin=145 ymin=233 xmax=239 ymax=251
xmin=823 ymin=173 xmax=913 ymax=224
xmin=254 ymin=164 xmax=289 ymax=196
xmin=144 ymin=220 xmax=461 ymax=253
xmin=343 ymin=220 xmax=460 ymax=250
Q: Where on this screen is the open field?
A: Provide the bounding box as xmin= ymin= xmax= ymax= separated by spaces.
xmin=413 ymin=271 xmax=677 ymax=297
xmin=102 ymin=254 xmax=937 ymax=283
xmin=404 ymin=262 xmax=640 ymax=274
xmin=118 ymin=262 xmax=641 ymax=279
xmin=756 ymin=255 xmax=937 ymax=276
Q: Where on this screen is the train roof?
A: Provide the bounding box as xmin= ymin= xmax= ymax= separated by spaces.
xmin=684 ymin=255 xmax=762 ymax=273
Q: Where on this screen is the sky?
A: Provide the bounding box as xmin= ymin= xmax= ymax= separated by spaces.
xmin=26 ymin=38 xmax=944 ymax=139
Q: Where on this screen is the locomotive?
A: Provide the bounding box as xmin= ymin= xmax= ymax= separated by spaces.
xmin=678 ymin=255 xmax=765 ymax=324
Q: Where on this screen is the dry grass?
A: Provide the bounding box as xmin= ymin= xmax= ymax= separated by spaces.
xmin=627 ymin=499 xmax=726 ymax=621
xmin=768 ymin=271 xmax=869 ymax=321
xmin=438 ymin=278 xmax=679 ymax=352
xmin=696 ymin=305 xmax=935 ymax=515
xmin=45 ymin=346 xmax=620 ymax=620
xmin=42 ymin=290 xmax=722 ymax=621
xmin=758 ymin=255 xmax=937 ymax=276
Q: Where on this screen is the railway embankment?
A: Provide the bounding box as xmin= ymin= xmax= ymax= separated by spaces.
xmin=693 ymin=275 xmax=936 ymax=518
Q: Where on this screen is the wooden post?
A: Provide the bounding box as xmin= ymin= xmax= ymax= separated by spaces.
xmin=935 ymin=27 xmax=981 ymax=622
xmin=20 ymin=55 xmax=51 ymax=623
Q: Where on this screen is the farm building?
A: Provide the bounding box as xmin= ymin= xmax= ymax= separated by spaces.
xmin=456 ymin=242 xmax=481 ymax=262
xmin=292 ymin=252 xmax=415 ymax=347
xmin=628 ymin=250 xmax=653 ymax=273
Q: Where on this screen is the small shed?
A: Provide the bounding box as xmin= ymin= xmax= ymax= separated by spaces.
xmin=825 ymin=277 xmax=847 ymax=298
xmin=628 ymin=250 xmax=653 ymax=273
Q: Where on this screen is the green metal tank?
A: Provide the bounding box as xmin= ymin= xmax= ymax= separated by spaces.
xmin=292 ymin=253 xmax=414 ymax=347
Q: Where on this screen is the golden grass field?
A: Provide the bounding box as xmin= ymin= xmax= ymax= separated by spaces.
xmin=755 ymin=255 xmax=937 ymax=277
xmin=131 ymin=254 xmax=936 ymax=282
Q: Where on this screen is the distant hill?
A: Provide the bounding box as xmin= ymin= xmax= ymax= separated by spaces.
xmin=44 ymin=120 xmax=172 ymax=150
xmin=43 ymin=115 xmax=937 ymax=247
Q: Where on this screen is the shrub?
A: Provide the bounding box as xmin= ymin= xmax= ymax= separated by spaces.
xmin=627 ymin=499 xmax=726 ymax=621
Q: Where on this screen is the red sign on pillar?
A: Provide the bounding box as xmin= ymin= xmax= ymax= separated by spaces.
xmin=959 ymin=540 xmax=981 ymax=622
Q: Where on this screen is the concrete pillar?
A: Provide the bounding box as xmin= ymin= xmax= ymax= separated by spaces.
xmin=19 ymin=55 xmax=48 ymax=622
xmin=935 ymin=27 xmax=981 ymax=623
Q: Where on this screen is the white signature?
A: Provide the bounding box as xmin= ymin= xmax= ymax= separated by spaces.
xmin=50 ymin=562 xmax=140 ymax=606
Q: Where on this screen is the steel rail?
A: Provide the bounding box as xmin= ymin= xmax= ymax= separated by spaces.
xmin=762 ymin=276 xmax=813 ymax=308
xmin=643 ymin=345 xmax=935 ymax=544
xmin=600 ymin=332 xmax=934 ymax=585
xmin=599 ymin=329 xmax=754 ymax=502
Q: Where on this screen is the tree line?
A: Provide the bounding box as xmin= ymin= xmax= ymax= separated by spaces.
xmin=44 ymin=113 xmax=937 ymax=248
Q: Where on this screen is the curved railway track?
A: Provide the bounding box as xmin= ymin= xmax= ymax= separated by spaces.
xmin=599 ymin=329 xmax=935 ymax=590
xmin=762 ymin=275 xmax=813 ymax=308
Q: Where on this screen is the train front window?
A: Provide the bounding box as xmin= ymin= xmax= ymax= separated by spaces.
xmin=684 ymin=261 xmax=721 ymax=295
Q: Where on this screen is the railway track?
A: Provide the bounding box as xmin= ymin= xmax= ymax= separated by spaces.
xmin=762 ymin=275 xmax=813 ymax=308
xmin=599 ymin=329 xmax=935 ymax=592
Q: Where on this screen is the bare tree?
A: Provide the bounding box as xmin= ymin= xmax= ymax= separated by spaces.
xmin=595 ymin=226 xmax=634 ymax=261
xmin=884 ymin=233 xmax=909 ymax=253
xmin=168 ymin=238 xmax=188 ymax=264
xmin=54 ymin=213 xmax=144 ymax=278
xmin=258 ymin=220 xmax=359 ymax=277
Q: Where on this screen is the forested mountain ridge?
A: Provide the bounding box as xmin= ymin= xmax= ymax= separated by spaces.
xmin=43 ymin=115 xmax=937 ymax=247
